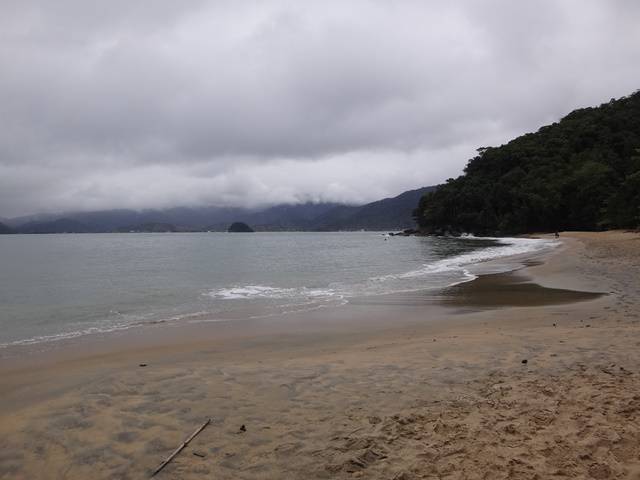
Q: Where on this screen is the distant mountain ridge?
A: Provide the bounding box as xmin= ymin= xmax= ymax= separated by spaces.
xmin=17 ymin=218 xmax=94 ymax=234
xmin=0 ymin=222 xmax=13 ymax=234
xmin=5 ymin=187 xmax=434 ymax=234
xmin=313 ymin=187 xmax=435 ymax=231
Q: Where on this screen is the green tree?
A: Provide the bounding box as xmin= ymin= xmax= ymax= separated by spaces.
xmin=415 ymin=91 xmax=640 ymax=234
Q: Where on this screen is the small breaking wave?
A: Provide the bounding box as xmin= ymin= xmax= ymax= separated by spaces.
xmin=207 ymin=237 xmax=558 ymax=302
xmin=0 ymin=323 xmax=133 ymax=349
xmin=0 ymin=310 xmax=213 ymax=349
xmin=206 ymin=285 xmax=337 ymax=300
xmin=375 ymin=237 xmax=558 ymax=282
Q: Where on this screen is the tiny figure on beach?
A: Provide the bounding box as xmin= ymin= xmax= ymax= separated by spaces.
xmin=555 ymin=231 xmax=560 ymax=238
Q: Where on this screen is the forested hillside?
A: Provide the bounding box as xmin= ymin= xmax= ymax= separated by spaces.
xmin=415 ymin=92 xmax=640 ymax=235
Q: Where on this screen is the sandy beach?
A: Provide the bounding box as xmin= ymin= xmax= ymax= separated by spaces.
xmin=1 ymin=231 xmax=639 ymax=479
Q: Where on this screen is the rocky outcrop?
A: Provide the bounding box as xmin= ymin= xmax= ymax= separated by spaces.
xmin=227 ymin=222 xmax=255 ymax=233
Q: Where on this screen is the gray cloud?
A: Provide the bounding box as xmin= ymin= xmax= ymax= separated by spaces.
xmin=1 ymin=0 xmax=639 ymax=216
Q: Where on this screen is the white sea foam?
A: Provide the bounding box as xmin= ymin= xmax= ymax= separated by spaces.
xmin=0 ymin=310 xmax=213 ymax=349
xmin=0 ymin=323 xmax=133 ymax=349
xmin=380 ymin=237 xmax=558 ymax=281
xmin=207 ymin=237 xmax=559 ymax=302
xmin=207 ymin=285 xmax=336 ymax=300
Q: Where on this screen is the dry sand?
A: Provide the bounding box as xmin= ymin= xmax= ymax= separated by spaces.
xmin=0 ymin=231 xmax=639 ymax=479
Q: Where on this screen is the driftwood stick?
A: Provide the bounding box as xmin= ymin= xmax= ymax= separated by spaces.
xmin=151 ymin=418 xmax=211 ymax=477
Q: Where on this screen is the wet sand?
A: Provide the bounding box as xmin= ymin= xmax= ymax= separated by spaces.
xmin=440 ymin=270 xmax=603 ymax=308
xmin=1 ymin=231 xmax=639 ymax=479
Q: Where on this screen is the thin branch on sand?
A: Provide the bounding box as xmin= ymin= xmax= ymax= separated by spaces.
xmin=151 ymin=418 xmax=211 ymax=477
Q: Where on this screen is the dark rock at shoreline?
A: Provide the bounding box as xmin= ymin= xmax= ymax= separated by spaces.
xmin=228 ymin=222 xmax=255 ymax=233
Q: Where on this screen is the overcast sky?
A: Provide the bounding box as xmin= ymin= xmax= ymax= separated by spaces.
xmin=1 ymin=1 xmax=639 ymax=217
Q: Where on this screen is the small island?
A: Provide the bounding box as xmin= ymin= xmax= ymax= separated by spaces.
xmin=227 ymin=222 xmax=255 ymax=233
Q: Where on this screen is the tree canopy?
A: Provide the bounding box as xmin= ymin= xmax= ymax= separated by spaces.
xmin=415 ymin=91 xmax=640 ymax=235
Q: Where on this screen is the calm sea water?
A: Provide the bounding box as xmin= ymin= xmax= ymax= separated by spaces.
xmin=0 ymin=232 xmax=555 ymax=347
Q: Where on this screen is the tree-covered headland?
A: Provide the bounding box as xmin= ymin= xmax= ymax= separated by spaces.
xmin=415 ymin=91 xmax=640 ymax=235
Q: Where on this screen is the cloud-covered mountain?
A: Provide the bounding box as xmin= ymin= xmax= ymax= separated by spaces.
xmin=0 ymin=222 xmax=13 ymax=234
xmin=6 ymin=187 xmax=434 ymax=233
xmin=312 ymin=187 xmax=435 ymax=231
